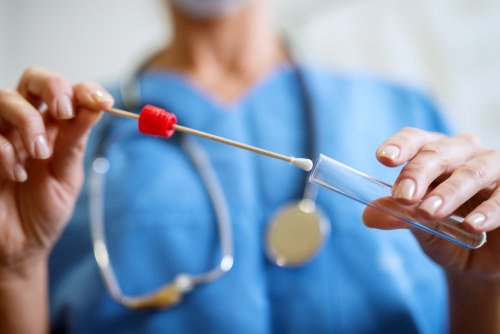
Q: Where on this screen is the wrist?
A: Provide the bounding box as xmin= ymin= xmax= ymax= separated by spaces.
xmin=446 ymin=271 xmax=500 ymax=292
xmin=446 ymin=272 xmax=500 ymax=333
xmin=0 ymin=252 xmax=48 ymax=284
xmin=0 ymin=253 xmax=49 ymax=334
xmin=446 ymin=271 xmax=500 ymax=304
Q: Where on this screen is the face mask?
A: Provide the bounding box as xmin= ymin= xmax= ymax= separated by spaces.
xmin=170 ymin=0 xmax=254 ymax=19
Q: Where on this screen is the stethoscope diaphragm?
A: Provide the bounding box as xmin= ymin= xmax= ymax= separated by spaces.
xmin=266 ymin=199 xmax=330 ymax=267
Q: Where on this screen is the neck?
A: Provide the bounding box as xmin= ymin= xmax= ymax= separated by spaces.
xmin=149 ymin=1 xmax=286 ymax=102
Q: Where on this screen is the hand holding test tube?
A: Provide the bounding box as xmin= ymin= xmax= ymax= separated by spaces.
xmin=309 ymin=154 xmax=486 ymax=248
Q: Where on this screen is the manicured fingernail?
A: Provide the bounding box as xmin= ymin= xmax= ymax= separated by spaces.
xmin=57 ymin=95 xmax=74 ymax=119
xmin=467 ymin=213 xmax=486 ymax=228
xmin=92 ymin=91 xmax=112 ymax=104
xmin=14 ymin=164 xmax=28 ymax=182
xmin=419 ymin=195 xmax=443 ymax=215
xmin=394 ymin=178 xmax=416 ymax=201
xmin=379 ymin=145 xmax=400 ymax=160
xmin=34 ymin=135 xmax=51 ymax=159
xmin=38 ymin=102 xmax=48 ymax=114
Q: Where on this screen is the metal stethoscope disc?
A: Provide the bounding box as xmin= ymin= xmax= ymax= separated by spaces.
xmin=266 ymin=198 xmax=330 ymax=267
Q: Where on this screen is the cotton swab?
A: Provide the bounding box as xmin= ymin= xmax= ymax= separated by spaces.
xmin=104 ymin=106 xmax=314 ymax=172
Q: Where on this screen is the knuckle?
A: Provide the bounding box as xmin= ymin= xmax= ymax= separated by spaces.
xmin=82 ymin=81 xmax=100 ymax=88
xmin=435 ymin=156 xmax=451 ymax=172
xmin=45 ymin=75 xmax=69 ymax=92
xmin=72 ymin=82 xmax=85 ymax=91
xmin=434 ymin=156 xmax=450 ymax=173
xmin=75 ymin=81 xmax=98 ymax=94
xmin=0 ymin=138 xmax=13 ymax=157
xmin=401 ymin=127 xmax=424 ymax=137
xmin=491 ymin=196 xmax=500 ymax=211
xmin=418 ymin=144 xmax=451 ymax=173
xmin=0 ymin=88 xmax=16 ymax=101
xmin=401 ymin=126 xmax=415 ymax=133
xmin=20 ymin=66 xmax=44 ymax=87
xmin=23 ymin=66 xmax=41 ymax=78
xmin=458 ymin=161 xmax=487 ymax=186
xmin=438 ymin=180 xmax=461 ymax=196
xmin=484 ymin=149 xmax=499 ymax=158
xmin=401 ymin=161 xmax=428 ymax=177
xmin=421 ymin=143 xmax=441 ymax=155
xmin=457 ymin=132 xmax=481 ymax=146
xmin=18 ymin=112 xmax=41 ymax=130
xmin=430 ymin=131 xmax=446 ymax=139
xmin=482 ymin=197 xmax=500 ymax=224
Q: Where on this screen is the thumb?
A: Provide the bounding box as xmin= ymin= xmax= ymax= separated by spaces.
xmin=362 ymin=199 xmax=446 ymax=253
xmin=362 ymin=198 xmax=409 ymax=230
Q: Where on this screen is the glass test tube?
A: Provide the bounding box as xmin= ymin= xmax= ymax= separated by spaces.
xmin=309 ymin=154 xmax=487 ymax=249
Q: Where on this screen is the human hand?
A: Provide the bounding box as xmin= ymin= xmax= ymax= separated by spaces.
xmin=363 ymin=127 xmax=500 ymax=281
xmin=0 ymin=67 xmax=113 ymax=278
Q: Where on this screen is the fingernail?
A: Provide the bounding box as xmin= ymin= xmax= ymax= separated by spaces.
xmin=57 ymin=95 xmax=74 ymax=119
xmin=379 ymin=145 xmax=400 ymax=160
xmin=419 ymin=195 xmax=443 ymax=215
xmin=14 ymin=164 xmax=28 ymax=182
xmin=38 ymin=102 xmax=48 ymax=114
xmin=92 ymin=91 xmax=112 ymax=104
xmin=394 ymin=178 xmax=416 ymax=201
xmin=467 ymin=213 xmax=486 ymax=228
xmin=34 ymin=135 xmax=51 ymax=159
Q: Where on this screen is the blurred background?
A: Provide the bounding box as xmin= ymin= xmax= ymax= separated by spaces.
xmin=0 ymin=0 xmax=499 ymax=147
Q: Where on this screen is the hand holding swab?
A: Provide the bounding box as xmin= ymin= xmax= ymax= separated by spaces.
xmin=104 ymin=106 xmax=313 ymax=172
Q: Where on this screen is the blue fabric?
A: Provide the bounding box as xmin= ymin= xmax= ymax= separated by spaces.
xmin=49 ymin=63 xmax=450 ymax=333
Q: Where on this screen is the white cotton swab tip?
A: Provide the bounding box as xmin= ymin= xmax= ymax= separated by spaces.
xmin=290 ymin=158 xmax=314 ymax=172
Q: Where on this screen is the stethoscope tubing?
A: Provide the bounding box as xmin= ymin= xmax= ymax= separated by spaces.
xmin=88 ymin=59 xmax=319 ymax=307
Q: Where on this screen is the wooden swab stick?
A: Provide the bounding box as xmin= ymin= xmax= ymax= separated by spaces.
xmin=106 ymin=107 xmax=139 ymax=120
xmin=104 ymin=107 xmax=313 ymax=171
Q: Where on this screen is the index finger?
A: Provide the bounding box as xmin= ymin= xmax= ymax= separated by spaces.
xmin=17 ymin=66 xmax=75 ymax=120
xmin=376 ymin=127 xmax=445 ymax=167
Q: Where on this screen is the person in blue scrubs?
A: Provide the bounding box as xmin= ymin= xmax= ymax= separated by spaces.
xmin=0 ymin=0 xmax=499 ymax=333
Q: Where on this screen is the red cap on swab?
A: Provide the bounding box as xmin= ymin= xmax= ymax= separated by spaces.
xmin=138 ymin=105 xmax=177 ymax=138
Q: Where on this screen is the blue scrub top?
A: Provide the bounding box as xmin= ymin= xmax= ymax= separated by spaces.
xmin=49 ymin=63 xmax=450 ymax=333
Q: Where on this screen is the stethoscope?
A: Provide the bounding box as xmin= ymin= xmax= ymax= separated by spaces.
xmin=89 ymin=58 xmax=330 ymax=309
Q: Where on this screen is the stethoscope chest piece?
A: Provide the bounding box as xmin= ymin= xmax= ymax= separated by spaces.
xmin=266 ymin=199 xmax=330 ymax=267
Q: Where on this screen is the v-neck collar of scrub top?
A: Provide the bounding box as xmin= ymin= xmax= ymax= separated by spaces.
xmin=137 ymin=61 xmax=295 ymax=131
